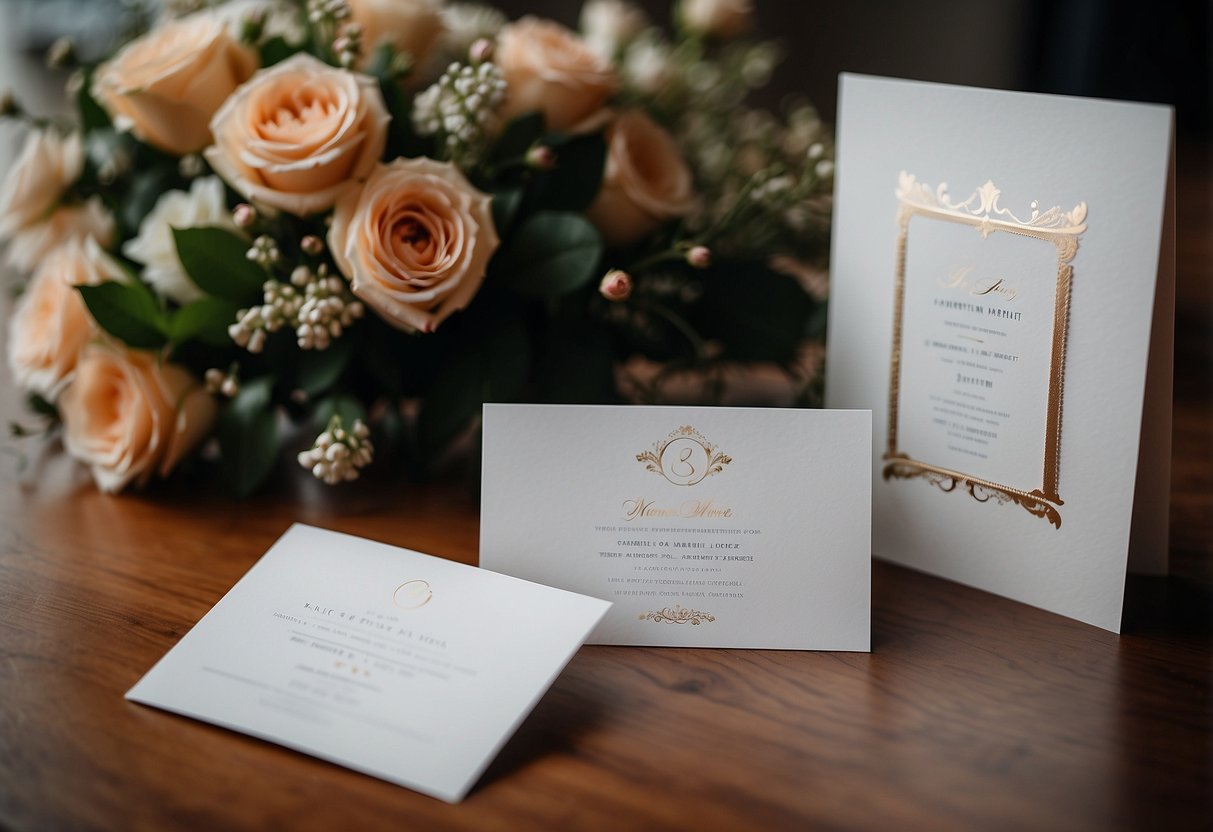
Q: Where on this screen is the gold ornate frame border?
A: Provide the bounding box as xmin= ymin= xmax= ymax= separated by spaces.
xmin=883 ymin=173 xmax=1087 ymax=528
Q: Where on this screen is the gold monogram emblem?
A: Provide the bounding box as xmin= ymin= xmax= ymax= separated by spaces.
xmin=636 ymin=426 xmax=731 ymax=487
xmin=392 ymin=579 xmax=433 ymax=609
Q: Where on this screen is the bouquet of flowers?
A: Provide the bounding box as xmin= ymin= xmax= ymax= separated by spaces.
xmin=2 ymin=0 xmax=832 ymax=495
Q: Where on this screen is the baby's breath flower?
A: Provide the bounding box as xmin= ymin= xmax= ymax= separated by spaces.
xmin=298 ymin=416 xmax=373 ymax=484
xmin=177 ymin=153 xmax=205 ymax=179
xmin=246 ymin=235 xmax=281 ymax=268
xmin=412 ymin=60 xmax=507 ymax=166
xmin=205 ymin=367 xmax=240 ymax=397
xmin=228 ymin=264 xmax=364 ymax=353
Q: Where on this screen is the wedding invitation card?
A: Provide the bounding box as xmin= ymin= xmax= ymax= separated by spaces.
xmin=826 ymin=74 xmax=1174 ymax=632
xmin=480 ymin=405 xmax=871 ymax=650
xmin=126 ymin=524 xmax=611 ymax=802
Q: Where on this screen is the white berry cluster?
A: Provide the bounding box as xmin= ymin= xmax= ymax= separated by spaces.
xmin=412 ymin=59 xmax=507 ymax=166
xmin=246 ymin=235 xmax=281 ymax=268
xmin=306 ymin=0 xmax=351 ymax=25
xmin=227 ymin=265 xmax=365 ymax=354
xmin=297 ymin=417 xmax=373 ymax=485
xmin=204 ymin=368 xmax=239 ymax=398
xmin=332 ymin=24 xmax=363 ymax=69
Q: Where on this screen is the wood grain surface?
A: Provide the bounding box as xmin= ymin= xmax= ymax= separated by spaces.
xmin=0 ymin=153 xmax=1209 ymax=832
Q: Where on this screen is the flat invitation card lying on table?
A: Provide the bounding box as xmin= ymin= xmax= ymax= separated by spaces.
xmin=126 ymin=524 xmax=611 ymax=803
xmin=480 ymin=405 xmax=871 ymax=650
xmin=826 ymin=75 xmax=1174 ymax=632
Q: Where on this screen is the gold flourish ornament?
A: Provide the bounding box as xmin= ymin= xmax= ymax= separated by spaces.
xmin=638 ymin=604 xmax=717 ymax=625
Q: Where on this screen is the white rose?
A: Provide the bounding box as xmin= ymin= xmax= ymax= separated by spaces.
xmin=0 ymin=128 xmax=83 ymax=241
xmin=123 ymin=176 xmax=236 ymax=305
xmin=678 ymin=0 xmax=753 ymax=39
xmin=580 ymin=0 xmax=649 ymax=61
xmin=4 ymin=198 xmax=114 ymax=274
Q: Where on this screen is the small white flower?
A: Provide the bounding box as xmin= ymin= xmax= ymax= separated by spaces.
xmin=123 ymin=177 xmax=237 ymax=304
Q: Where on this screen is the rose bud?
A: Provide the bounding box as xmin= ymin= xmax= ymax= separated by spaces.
xmin=599 ymin=269 xmax=633 ymax=302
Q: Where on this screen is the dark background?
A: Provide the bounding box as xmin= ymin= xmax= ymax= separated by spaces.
xmin=3 ymin=0 xmax=1210 ymax=135
xmin=491 ymin=0 xmax=1212 ymax=138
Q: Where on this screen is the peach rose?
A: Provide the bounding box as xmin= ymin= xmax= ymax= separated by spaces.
xmin=92 ymin=11 xmax=258 ymax=154
xmin=328 ymin=158 xmax=499 ymax=333
xmin=586 ymin=109 xmax=696 ymax=247
xmin=678 ymin=0 xmax=753 ymax=39
xmin=6 ymin=238 xmax=124 ymax=401
xmin=0 ymin=128 xmax=83 ymax=241
xmin=496 ymin=17 xmax=618 ymax=133
xmin=347 ymin=0 xmax=445 ymax=71
xmin=4 ymin=198 xmax=114 ymax=274
xmin=58 ymin=344 xmax=216 ymax=493
xmin=205 ymin=53 xmax=390 ymax=217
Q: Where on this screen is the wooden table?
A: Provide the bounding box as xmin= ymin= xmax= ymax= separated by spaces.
xmin=2 ymin=163 xmax=1210 ymax=832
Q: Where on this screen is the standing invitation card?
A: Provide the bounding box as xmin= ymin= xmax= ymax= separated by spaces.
xmin=127 ymin=524 xmax=611 ymax=803
xmin=826 ymin=74 xmax=1174 ymax=632
xmin=480 ymin=404 xmax=871 ymax=651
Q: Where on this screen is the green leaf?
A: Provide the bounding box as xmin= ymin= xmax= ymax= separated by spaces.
xmin=379 ymin=79 xmax=431 ymax=159
xmin=259 ymin=36 xmax=296 ymax=66
xmin=172 ymin=227 xmax=265 ymax=303
xmin=26 ymin=393 xmax=58 ymax=420
xmin=488 ymin=112 xmax=544 ymax=164
xmin=491 ymin=187 xmax=523 ymax=237
xmin=168 ymin=297 xmax=240 ymax=346
xmin=539 ymin=316 xmax=618 ymax=403
xmin=416 ymin=322 xmax=529 ymax=463
xmin=122 ymin=167 xmax=174 ymax=232
xmin=416 ymin=347 xmax=482 ymax=456
xmin=77 ymin=282 xmax=167 ymax=349
xmin=524 ymin=132 xmax=607 ymax=212
xmin=483 ymin=320 xmax=530 ymax=401
xmin=218 ymin=376 xmax=278 ymax=498
xmin=313 ymin=394 xmax=366 ymax=429
xmin=294 ymin=337 xmax=354 ymax=397
xmin=76 ymin=70 xmax=111 ymax=131
xmin=364 ymin=42 xmax=396 ymax=79
xmin=497 ymin=211 xmax=603 ymax=298
xmin=694 ymin=261 xmax=815 ymax=362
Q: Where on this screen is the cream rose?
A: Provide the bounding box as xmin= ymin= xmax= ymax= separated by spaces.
xmin=4 ymin=198 xmax=115 ymax=274
xmin=678 ymin=0 xmax=753 ymax=39
xmin=580 ymin=0 xmax=648 ymax=61
xmin=123 ymin=176 xmax=236 ymax=304
xmin=205 ymin=53 xmax=391 ymax=217
xmin=0 ymin=128 xmax=83 ymax=241
xmin=6 ymin=238 xmax=124 ymax=401
xmin=58 ymin=344 xmax=216 ymax=493
xmin=328 ymin=158 xmax=499 ymax=334
xmin=496 ymin=17 xmax=618 ymax=133
xmin=347 ymin=0 xmax=445 ymax=70
xmin=586 ymin=109 xmax=696 ymax=247
xmin=92 ymin=11 xmax=258 ymax=154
